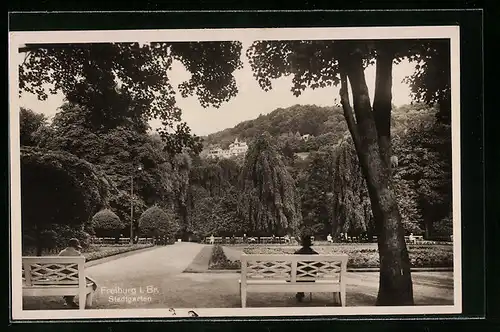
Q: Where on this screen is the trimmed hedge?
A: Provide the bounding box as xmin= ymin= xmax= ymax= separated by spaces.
xmin=91 ymin=209 xmax=124 ymax=235
xmin=139 ymin=206 xmax=178 ymax=239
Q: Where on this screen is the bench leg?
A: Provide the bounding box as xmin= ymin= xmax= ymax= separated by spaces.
xmin=241 ymin=288 xmax=247 ymax=308
xmin=86 ymin=291 xmax=94 ymax=308
xmin=78 ymin=293 xmax=86 ymax=310
xmin=333 ymin=292 xmax=340 ymax=306
xmin=340 ymin=288 xmax=346 ymax=307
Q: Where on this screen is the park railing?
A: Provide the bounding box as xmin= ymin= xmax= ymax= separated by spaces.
xmin=204 ymin=236 xmax=298 ymax=245
xmin=203 ymin=234 xmax=452 ymax=245
xmin=90 ymin=237 xmax=155 ymax=245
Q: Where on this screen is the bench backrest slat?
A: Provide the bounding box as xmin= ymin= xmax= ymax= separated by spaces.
xmin=22 ymin=256 xmax=86 ymax=286
xmin=241 ymin=254 xmax=348 ymax=282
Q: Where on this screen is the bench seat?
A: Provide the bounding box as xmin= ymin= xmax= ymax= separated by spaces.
xmin=23 ymin=283 xmax=95 ymax=297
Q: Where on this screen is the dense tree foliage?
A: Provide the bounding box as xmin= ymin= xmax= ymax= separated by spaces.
xmin=393 ymin=107 xmax=452 ymax=238
xmin=299 ymin=147 xmax=337 ymax=236
xmin=239 ymin=133 xmax=302 ymax=236
xmin=188 ymin=187 xmax=244 ymax=237
xmin=403 ymin=40 xmax=451 ymax=124
xmin=31 ymin=103 xmax=183 ymax=231
xmin=19 ymin=107 xmax=48 ymax=146
xmin=21 ymin=146 xmax=114 ymax=255
xmin=331 ymin=138 xmax=373 ymax=237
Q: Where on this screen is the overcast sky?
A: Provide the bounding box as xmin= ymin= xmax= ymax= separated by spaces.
xmin=18 ymin=40 xmax=417 ymax=137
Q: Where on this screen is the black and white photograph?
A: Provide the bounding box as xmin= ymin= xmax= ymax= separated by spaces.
xmin=9 ymin=26 xmax=461 ymax=319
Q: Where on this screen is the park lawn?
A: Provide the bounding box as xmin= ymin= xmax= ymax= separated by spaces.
xmin=219 ymin=243 xmax=453 ymax=269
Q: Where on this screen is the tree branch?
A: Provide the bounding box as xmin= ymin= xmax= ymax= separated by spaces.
xmin=22 ymin=51 xmax=31 ymax=66
xmin=339 ymin=72 xmax=362 ymax=154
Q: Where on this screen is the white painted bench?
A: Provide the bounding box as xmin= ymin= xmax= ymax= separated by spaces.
xmin=22 ymin=256 xmax=95 ymax=309
xmin=239 ymin=254 xmax=348 ymax=308
xmin=405 ymin=235 xmax=424 ymax=244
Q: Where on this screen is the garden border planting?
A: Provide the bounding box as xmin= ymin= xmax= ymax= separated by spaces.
xmin=194 ymin=243 xmax=453 ymax=273
xmin=84 ymin=243 xmax=156 ymax=262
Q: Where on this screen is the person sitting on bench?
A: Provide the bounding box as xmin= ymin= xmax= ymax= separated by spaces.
xmin=294 ymin=233 xmax=318 ymax=302
xmin=58 ymin=238 xmax=97 ymax=309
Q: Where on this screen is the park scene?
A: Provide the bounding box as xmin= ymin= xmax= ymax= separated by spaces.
xmin=15 ymin=33 xmax=455 ymax=313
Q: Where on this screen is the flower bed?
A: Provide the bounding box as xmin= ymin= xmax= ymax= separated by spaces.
xmin=83 ymin=243 xmax=154 ymax=262
xmin=240 ymin=243 xmax=453 ymax=269
xmin=208 ymin=245 xmax=241 ymax=270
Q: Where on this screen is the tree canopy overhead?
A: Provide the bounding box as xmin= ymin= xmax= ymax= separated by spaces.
xmin=19 ymin=41 xmax=243 ymax=153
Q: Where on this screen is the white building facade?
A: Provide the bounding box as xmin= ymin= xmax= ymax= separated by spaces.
xmin=206 ymin=138 xmax=249 ymax=159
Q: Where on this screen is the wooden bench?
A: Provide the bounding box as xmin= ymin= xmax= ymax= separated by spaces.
xmin=239 ymin=254 xmax=348 ymax=308
xmin=22 ymin=256 xmax=95 ymax=309
xmin=405 ymin=235 xmax=424 ymax=244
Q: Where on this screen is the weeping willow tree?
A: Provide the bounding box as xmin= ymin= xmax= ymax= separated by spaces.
xmin=331 ymin=136 xmax=374 ymax=238
xmin=239 ymin=133 xmax=302 ymax=236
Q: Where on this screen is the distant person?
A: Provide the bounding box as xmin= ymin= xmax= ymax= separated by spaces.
xmin=409 ymin=233 xmax=415 ymax=244
xmin=327 ymin=234 xmax=333 ymax=243
xmin=293 ymin=233 xmax=319 ymax=302
xmin=58 ymin=238 xmax=97 ymax=309
xmin=209 ymin=234 xmax=215 ymax=245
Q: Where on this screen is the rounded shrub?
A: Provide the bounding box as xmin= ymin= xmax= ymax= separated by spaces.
xmin=139 ymin=206 xmax=179 ymax=240
xmin=91 ymin=209 xmax=124 ymax=238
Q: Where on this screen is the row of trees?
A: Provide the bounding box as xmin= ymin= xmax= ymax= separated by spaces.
xmin=91 ymin=207 xmax=178 ymax=243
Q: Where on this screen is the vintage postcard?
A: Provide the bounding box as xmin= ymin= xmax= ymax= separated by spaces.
xmin=9 ymin=25 xmax=461 ymax=320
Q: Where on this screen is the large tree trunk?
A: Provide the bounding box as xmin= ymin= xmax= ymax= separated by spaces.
xmin=338 ymin=42 xmax=414 ymax=306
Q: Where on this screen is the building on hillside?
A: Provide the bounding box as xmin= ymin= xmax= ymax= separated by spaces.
xmin=205 ymin=138 xmax=248 ymax=159
xmin=228 ymin=138 xmax=248 ymax=156
xmin=301 ymin=134 xmax=311 ymax=141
